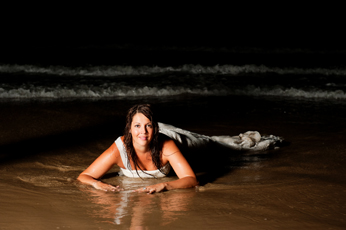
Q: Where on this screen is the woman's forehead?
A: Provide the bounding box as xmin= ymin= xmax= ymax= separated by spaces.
xmin=132 ymin=113 xmax=151 ymax=123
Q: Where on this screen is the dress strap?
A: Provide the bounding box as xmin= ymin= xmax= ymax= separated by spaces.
xmin=115 ymin=137 xmax=132 ymax=170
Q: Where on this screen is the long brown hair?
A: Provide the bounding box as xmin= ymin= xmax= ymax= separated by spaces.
xmin=123 ymin=104 xmax=164 ymax=177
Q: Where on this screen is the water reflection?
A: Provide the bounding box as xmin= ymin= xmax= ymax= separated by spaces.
xmin=80 ymin=186 xmax=196 ymax=228
xmin=76 ymin=140 xmax=274 ymax=228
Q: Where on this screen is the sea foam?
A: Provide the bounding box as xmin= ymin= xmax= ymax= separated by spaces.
xmin=1 ymin=64 xmax=346 ymax=100
xmin=1 ymin=64 xmax=346 ymax=76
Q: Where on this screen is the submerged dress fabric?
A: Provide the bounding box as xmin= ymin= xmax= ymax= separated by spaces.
xmin=158 ymin=122 xmax=282 ymax=151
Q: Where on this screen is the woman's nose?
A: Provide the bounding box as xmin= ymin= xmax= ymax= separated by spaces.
xmin=141 ymin=126 xmax=147 ymax=133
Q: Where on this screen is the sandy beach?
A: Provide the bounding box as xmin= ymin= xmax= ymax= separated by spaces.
xmin=0 ymin=95 xmax=345 ymax=229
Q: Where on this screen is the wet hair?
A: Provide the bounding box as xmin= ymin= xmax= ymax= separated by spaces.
xmin=123 ymin=104 xmax=164 ymax=177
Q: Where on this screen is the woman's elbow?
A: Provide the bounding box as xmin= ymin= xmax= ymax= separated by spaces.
xmin=77 ymin=173 xmax=92 ymax=183
xmin=76 ymin=174 xmax=84 ymax=182
xmin=186 ymin=176 xmax=199 ymax=188
xmin=192 ymin=177 xmax=199 ymax=187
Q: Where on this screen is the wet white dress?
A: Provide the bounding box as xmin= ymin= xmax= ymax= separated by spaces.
xmin=158 ymin=122 xmax=282 ymax=151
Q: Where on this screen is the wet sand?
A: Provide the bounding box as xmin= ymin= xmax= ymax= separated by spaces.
xmin=0 ymin=96 xmax=346 ymax=229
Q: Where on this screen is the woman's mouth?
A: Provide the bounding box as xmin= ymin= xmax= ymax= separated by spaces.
xmin=139 ymin=136 xmax=148 ymax=141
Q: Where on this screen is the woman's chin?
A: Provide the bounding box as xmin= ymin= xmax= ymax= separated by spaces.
xmin=135 ymin=139 xmax=151 ymax=147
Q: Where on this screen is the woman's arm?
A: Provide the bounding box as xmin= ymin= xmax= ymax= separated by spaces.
xmin=77 ymin=142 xmax=122 ymax=192
xmin=138 ymin=139 xmax=199 ymax=194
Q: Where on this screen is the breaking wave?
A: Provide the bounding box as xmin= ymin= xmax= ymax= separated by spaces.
xmin=1 ymin=64 xmax=346 ymax=100
xmin=1 ymin=64 xmax=346 ymax=76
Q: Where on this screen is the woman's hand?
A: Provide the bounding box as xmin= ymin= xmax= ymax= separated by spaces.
xmin=134 ymin=183 xmax=167 ymax=194
xmin=93 ymin=181 xmax=123 ymax=192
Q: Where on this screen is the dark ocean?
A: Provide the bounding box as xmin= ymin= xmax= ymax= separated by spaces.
xmin=1 ymin=45 xmax=346 ymax=101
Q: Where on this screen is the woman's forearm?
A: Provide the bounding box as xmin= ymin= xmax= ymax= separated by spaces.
xmin=77 ymin=173 xmax=99 ymax=186
xmin=138 ymin=176 xmax=198 ymax=193
xmin=163 ymin=176 xmax=199 ymax=191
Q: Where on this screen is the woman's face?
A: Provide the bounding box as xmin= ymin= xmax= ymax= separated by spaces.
xmin=130 ymin=113 xmax=154 ymax=149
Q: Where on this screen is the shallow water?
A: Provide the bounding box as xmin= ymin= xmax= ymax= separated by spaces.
xmin=1 ymin=95 xmax=346 ymax=229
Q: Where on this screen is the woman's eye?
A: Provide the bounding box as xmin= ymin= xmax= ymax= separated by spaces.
xmin=147 ymin=124 xmax=153 ymax=128
xmin=135 ymin=125 xmax=140 ymax=128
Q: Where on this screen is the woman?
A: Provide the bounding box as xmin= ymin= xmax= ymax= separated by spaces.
xmin=78 ymin=104 xmax=199 ymax=194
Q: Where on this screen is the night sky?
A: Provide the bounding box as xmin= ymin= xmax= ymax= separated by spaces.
xmin=2 ymin=5 xmax=345 ymax=66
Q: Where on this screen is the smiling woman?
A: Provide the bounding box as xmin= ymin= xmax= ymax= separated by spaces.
xmin=77 ymin=104 xmax=199 ymax=194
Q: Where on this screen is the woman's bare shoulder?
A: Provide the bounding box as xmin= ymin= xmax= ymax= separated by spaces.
xmin=161 ymin=138 xmax=180 ymax=158
xmin=108 ymin=142 xmax=120 ymax=155
xmin=160 ymin=135 xmax=175 ymax=147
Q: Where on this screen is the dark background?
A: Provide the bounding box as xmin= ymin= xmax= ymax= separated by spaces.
xmin=1 ymin=5 xmax=345 ymax=66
